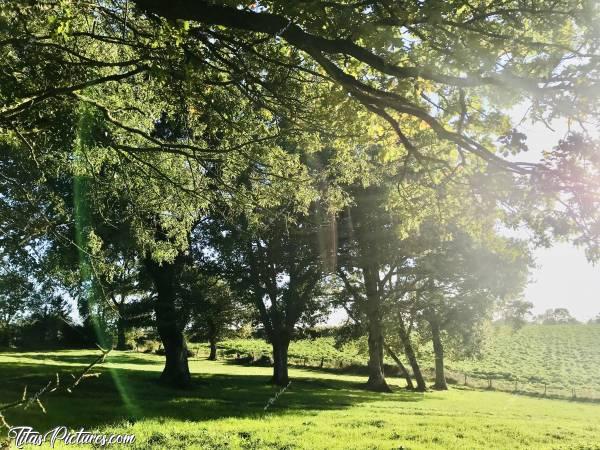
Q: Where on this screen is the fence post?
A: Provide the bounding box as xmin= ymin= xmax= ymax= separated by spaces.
xmin=543 ymin=383 xmax=547 ymax=396
xmin=464 ymin=374 xmax=467 ymax=386
xmin=488 ymin=378 xmax=492 ymax=390
xmin=572 ymin=387 xmax=576 ymax=399
xmin=514 ymin=380 xmax=518 ymax=392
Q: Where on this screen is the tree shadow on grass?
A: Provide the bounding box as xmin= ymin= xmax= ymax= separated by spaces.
xmin=0 ymin=350 xmax=162 ymax=367
xmin=285 ymin=361 xmax=405 ymax=380
xmin=0 ymin=353 xmax=425 ymax=433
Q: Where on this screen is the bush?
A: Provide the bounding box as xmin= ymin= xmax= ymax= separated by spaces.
xmin=154 ymin=347 xmax=194 ymax=357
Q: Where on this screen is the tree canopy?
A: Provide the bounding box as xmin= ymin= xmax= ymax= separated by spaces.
xmin=1 ymin=0 xmax=599 ymax=390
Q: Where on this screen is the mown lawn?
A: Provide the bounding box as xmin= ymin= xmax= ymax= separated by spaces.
xmin=1 ymin=350 xmax=600 ymax=449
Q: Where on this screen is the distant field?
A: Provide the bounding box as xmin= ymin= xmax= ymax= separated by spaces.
xmin=446 ymin=324 xmax=600 ymax=392
xmin=1 ymin=350 xmax=600 ymax=449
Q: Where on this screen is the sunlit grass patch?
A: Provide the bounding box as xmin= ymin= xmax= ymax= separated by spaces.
xmin=1 ymin=350 xmax=600 ymax=449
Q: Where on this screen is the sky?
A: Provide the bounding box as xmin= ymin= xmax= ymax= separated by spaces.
xmin=510 ymin=108 xmax=599 ymax=322
xmin=525 ymin=243 xmax=599 ymax=321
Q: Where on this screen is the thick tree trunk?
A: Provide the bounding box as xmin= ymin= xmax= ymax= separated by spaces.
xmin=145 ymin=257 xmax=191 ymax=389
xmin=208 ymin=337 xmax=217 ymax=361
xmin=430 ymin=320 xmax=448 ymax=390
xmin=398 ymin=319 xmax=426 ymax=392
xmin=115 ymin=314 xmax=127 ymax=350
xmin=207 ymin=319 xmax=218 ymax=360
xmin=363 ymin=266 xmax=391 ymax=392
xmin=366 ymin=324 xmax=390 ymax=392
xmin=0 ymin=326 xmax=10 ymax=347
xmin=384 ymin=342 xmax=414 ymax=389
xmin=271 ymin=335 xmax=290 ymax=386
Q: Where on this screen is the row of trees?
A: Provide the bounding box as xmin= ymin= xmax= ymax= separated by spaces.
xmin=499 ymin=304 xmax=600 ymax=327
xmin=2 ymin=1 xmax=600 ymax=393
xmin=0 ymin=181 xmax=530 ymax=391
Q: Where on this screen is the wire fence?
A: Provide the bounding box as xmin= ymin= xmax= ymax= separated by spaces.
xmin=443 ymin=368 xmax=600 ymax=402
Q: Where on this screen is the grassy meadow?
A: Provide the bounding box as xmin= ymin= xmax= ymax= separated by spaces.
xmin=1 ymin=347 xmax=600 ymax=449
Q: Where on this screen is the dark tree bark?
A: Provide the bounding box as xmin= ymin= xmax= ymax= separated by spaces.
xmin=208 ymin=337 xmax=217 ymax=361
xmin=255 ymin=294 xmax=293 ymax=387
xmin=363 ymin=265 xmax=391 ymax=392
xmin=0 ymin=326 xmax=10 ymax=347
xmin=116 ymin=314 xmax=127 ymax=351
xmin=398 ymin=319 xmax=426 ymax=392
xmin=145 ymin=257 xmax=191 ymax=389
xmin=384 ymin=342 xmax=414 ymax=390
xmin=206 ymin=319 xmax=218 ymax=360
xmin=271 ymin=334 xmax=290 ymax=386
xmin=430 ymin=319 xmax=448 ymax=390
xmin=254 ymin=292 xmax=291 ymax=386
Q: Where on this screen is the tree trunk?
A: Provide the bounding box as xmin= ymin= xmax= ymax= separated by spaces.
xmin=145 ymin=257 xmax=191 ymax=389
xmin=366 ymin=325 xmax=390 ymax=392
xmin=398 ymin=319 xmax=426 ymax=392
xmin=0 ymin=325 xmax=10 ymax=347
xmin=271 ymin=335 xmax=290 ymax=386
xmin=208 ymin=336 xmax=217 ymax=361
xmin=207 ymin=318 xmax=218 ymax=360
xmin=384 ymin=342 xmax=414 ymax=389
xmin=430 ymin=319 xmax=448 ymax=390
xmin=115 ymin=313 xmax=127 ymax=350
xmin=363 ymin=266 xmax=391 ymax=392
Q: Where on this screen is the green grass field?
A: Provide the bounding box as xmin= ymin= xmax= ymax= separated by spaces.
xmin=1 ymin=349 xmax=600 ymax=449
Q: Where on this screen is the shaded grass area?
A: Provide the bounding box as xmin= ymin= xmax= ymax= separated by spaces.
xmin=1 ymin=350 xmax=600 ymax=449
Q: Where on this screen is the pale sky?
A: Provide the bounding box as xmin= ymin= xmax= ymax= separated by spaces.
xmin=511 ymin=107 xmax=599 ymax=322
xmin=525 ymin=243 xmax=599 ymax=321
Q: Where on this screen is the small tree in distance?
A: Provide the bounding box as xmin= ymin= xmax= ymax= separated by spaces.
xmin=186 ymin=277 xmax=247 ymax=361
xmin=535 ymin=308 xmax=579 ymax=325
xmin=499 ymin=299 xmax=534 ymax=330
xmin=589 ymin=314 xmax=600 ymax=325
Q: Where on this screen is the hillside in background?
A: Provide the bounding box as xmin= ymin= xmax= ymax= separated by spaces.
xmin=447 ymin=324 xmax=600 ymax=390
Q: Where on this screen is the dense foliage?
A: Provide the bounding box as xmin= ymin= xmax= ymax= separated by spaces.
xmin=1 ymin=0 xmax=600 ymax=394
